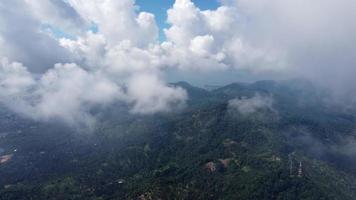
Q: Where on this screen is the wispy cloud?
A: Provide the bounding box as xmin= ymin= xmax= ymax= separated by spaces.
xmin=228 ymin=94 xmax=274 ymax=115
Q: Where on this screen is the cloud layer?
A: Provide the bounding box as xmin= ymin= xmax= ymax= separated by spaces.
xmin=0 ymin=0 xmax=187 ymax=127
xmin=1 ymin=0 xmax=356 ymax=126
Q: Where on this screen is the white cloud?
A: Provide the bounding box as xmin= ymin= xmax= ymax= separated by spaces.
xmin=58 ymin=0 xmax=165 ymax=75
xmin=0 ymin=0 xmax=72 ymax=72
xmin=228 ymin=94 xmax=273 ymax=115
xmin=24 ymin=0 xmax=88 ymax=35
xmin=222 ymin=0 xmax=356 ymax=93
xmin=1 ymin=0 xmax=356 ymax=126
xmin=34 ymin=63 xmax=122 ymax=124
xmin=163 ymin=0 xmax=284 ymax=72
xmin=127 ymin=73 xmax=187 ymax=114
xmin=66 ymin=0 xmax=158 ymax=48
xmin=189 ymin=35 xmax=215 ymax=57
xmin=0 ymin=60 xmax=123 ymax=127
xmin=164 ymin=0 xmax=356 ymax=97
xmin=0 ymin=58 xmax=35 ymax=96
xmin=0 ymin=59 xmax=187 ymax=127
xmin=59 ymin=32 xmax=107 ymax=70
xmin=0 ymin=0 xmax=186 ymax=127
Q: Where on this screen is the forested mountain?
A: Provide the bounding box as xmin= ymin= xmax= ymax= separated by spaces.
xmin=1 ymin=80 xmax=356 ymax=200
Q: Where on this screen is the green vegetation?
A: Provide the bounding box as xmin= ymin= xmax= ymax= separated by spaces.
xmin=0 ymin=80 xmax=356 ymax=199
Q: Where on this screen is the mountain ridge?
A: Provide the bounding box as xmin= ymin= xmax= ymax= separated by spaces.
xmin=0 ymin=79 xmax=356 ymax=199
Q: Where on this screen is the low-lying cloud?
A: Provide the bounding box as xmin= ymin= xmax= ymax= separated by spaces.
xmin=0 ymin=59 xmax=186 ymax=128
xmin=127 ymin=74 xmax=187 ymax=114
xmin=228 ymin=94 xmax=274 ymax=115
xmin=0 ymin=0 xmax=188 ymax=127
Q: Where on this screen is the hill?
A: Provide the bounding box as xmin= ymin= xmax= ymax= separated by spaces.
xmin=0 ymin=80 xmax=356 ymax=199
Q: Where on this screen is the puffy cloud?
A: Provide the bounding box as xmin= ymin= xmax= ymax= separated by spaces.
xmin=189 ymin=35 xmax=215 ymax=57
xmin=166 ymin=2 xmax=237 ymax=46
xmin=0 ymin=59 xmax=186 ymax=127
xmin=58 ymin=0 xmax=165 ymax=75
xmin=1 ymin=0 xmax=356 ymax=126
xmin=59 ymin=33 xmax=165 ymax=76
xmin=59 ymin=32 xmax=107 ymax=69
xmin=66 ymin=0 xmax=158 ymax=47
xmin=127 ymin=73 xmax=187 ymax=114
xmin=0 ymin=0 xmax=186 ymax=127
xmin=24 ymin=0 xmax=88 ymax=35
xmin=34 ymin=63 xmax=122 ymax=124
xmin=222 ymin=0 xmax=356 ymax=95
xmin=163 ymin=0 xmax=284 ymax=72
xmin=0 ymin=60 xmax=122 ymax=127
xmin=164 ymin=0 xmax=356 ymax=98
xmin=0 ymin=58 xmax=35 ymax=97
xmin=228 ymin=94 xmax=274 ymax=115
xmin=0 ymin=0 xmax=72 ymax=72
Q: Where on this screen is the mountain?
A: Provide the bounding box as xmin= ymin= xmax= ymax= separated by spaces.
xmin=171 ymin=81 xmax=209 ymax=97
xmin=0 ymin=80 xmax=356 ymax=200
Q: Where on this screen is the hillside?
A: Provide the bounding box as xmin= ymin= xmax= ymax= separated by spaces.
xmin=0 ymin=80 xmax=356 ymax=200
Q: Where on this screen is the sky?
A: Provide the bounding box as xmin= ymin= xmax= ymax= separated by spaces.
xmin=136 ymin=0 xmax=220 ymax=41
xmin=1 ymin=0 xmax=356 ymax=127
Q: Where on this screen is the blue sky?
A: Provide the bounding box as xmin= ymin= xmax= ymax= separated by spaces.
xmin=44 ymin=0 xmax=221 ymax=41
xmin=136 ymin=0 xmax=220 ymax=40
